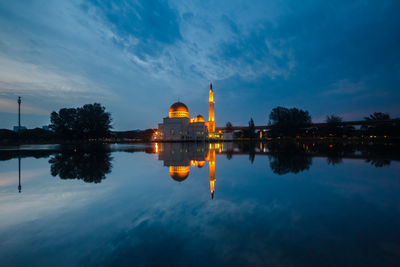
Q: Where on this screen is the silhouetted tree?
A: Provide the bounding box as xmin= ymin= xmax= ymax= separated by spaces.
xmin=248 ymin=118 xmax=255 ymax=139
xmin=50 ymin=108 xmax=78 ymax=138
xmin=325 ymin=114 xmax=343 ymax=137
xmin=363 ymin=112 xmax=393 ymax=137
xmin=76 ymin=103 xmax=112 ymax=139
xmin=269 ymin=107 xmax=312 ymax=137
xmin=326 ymin=115 xmax=342 ymax=124
xmin=364 ymin=112 xmax=390 ymax=121
xmin=50 ymin=103 xmax=112 ymax=139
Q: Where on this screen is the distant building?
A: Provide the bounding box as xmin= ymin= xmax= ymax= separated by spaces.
xmin=156 ymin=83 xmax=222 ymax=141
xmin=13 ymin=126 xmax=27 ymax=132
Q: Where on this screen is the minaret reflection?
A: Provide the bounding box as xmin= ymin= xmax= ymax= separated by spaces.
xmin=206 ymin=144 xmax=216 ymax=199
xmin=156 ymin=142 xmax=219 ymax=199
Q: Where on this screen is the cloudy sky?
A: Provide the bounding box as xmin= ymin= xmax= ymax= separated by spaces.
xmin=0 ymin=0 xmax=399 ymax=130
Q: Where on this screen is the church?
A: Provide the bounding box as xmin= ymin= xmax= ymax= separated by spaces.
xmin=156 ymin=83 xmax=221 ymax=141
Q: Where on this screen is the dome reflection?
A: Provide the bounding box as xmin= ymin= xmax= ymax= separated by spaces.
xmin=156 ymin=142 xmax=217 ymax=199
xmin=169 ymin=166 xmax=190 ymax=182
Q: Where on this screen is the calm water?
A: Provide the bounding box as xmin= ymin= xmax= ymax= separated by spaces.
xmin=0 ymin=142 xmax=400 ymax=266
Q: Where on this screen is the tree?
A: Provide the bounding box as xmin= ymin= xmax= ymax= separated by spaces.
xmin=50 ymin=103 xmax=112 ymax=139
xmin=363 ymin=112 xmax=392 ymax=137
xmin=226 ymin=121 xmax=233 ymax=132
xmin=325 ymin=114 xmax=343 ymax=137
xmin=326 ymin=115 xmax=342 ymax=124
xmin=364 ymin=112 xmax=390 ymax=121
xmin=269 ymin=106 xmax=312 ymax=136
xmin=248 ymin=118 xmax=255 ymax=139
xmin=50 ymin=108 xmax=78 ymax=138
xmin=76 ymin=103 xmax=112 ymax=139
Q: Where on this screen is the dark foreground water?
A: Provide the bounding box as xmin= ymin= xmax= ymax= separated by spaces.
xmin=0 ymin=142 xmax=400 ymax=266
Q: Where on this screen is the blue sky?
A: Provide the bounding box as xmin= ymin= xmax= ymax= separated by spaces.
xmin=0 ymin=0 xmax=399 ymax=130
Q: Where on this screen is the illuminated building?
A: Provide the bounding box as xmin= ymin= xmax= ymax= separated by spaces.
xmin=207 ymin=83 xmax=215 ymax=132
xmin=156 ymin=83 xmax=222 ymax=141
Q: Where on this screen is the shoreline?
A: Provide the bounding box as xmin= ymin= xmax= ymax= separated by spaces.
xmin=1 ymin=136 xmax=400 ymax=146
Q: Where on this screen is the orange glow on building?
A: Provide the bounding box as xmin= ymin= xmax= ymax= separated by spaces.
xmin=208 ymin=82 xmax=215 ymax=133
xmin=194 ymin=115 xmax=205 ymax=122
xmin=169 ymin=102 xmax=189 ymax=118
xmin=158 ymin=83 xmax=223 ymax=140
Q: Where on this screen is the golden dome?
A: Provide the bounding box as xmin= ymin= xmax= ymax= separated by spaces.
xmin=169 ymin=166 xmax=190 ymax=182
xmin=194 ymin=114 xmax=205 ymax=122
xmin=169 ymin=102 xmax=189 ymax=118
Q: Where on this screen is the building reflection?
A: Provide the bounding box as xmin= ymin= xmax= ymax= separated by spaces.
xmin=206 ymin=144 xmax=216 ymax=199
xmin=5 ymin=141 xmax=399 ymax=194
xmin=157 ymin=142 xmax=219 ymax=199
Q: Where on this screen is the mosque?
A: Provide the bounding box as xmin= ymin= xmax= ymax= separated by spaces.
xmin=155 ymin=83 xmax=222 ymax=141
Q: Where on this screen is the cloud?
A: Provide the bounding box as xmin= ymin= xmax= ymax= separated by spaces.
xmin=324 ymin=79 xmax=366 ymax=95
xmin=0 ymin=98 xmax=48 ymax=115
xmin=0 ymin=0 xmax=399 ymax=129
xmin=0 ymin=57 xmax=112 ymax=99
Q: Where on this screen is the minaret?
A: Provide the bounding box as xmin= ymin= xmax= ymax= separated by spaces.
xmin=208 ymin=83 xmax=215 ymax=133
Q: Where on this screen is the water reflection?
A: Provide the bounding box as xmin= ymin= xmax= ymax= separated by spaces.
xmin=49 ymin=147 xmax=113 ymax=183
xmin=1 ymin=142 xmax=400 ymax=266
xmin=1 ymin=141 xmax=399 ymax=194
xmin=267 ymin=142 xmax=312 ymax=175
xmin=157 ymin=143 xmax=217 ymax=198
xmin=18 ymin=155 xmax=21 ymax=193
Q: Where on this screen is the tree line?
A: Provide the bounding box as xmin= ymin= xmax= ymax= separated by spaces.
xmin=225 ymin=107 xmax=400 ymax=138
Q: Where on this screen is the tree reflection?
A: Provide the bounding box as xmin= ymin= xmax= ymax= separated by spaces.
xmin=267 ymin=142 xmax=312 ymax=175
xmin=49 ymin=148 xmax=112 ymax=183
xmin=365 ymin=158 xmax=391 ymax=167
xmin=236 ymin=141 xmax=256 ymax=163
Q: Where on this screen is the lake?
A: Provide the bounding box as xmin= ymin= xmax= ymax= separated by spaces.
xmin=0 ymin=142 xmax=399 ymax=266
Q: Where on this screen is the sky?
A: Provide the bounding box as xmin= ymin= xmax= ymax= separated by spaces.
xmin=0 ymin=0 xmax=399 ymax=130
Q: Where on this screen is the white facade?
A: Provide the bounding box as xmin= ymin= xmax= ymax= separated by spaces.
xmin=158 ymin=117 xmax=207 ymax=141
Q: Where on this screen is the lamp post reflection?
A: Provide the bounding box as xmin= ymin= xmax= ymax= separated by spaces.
xmin=18 ymin=155 xmax=21 ymax=193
